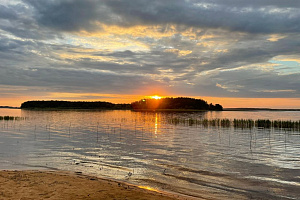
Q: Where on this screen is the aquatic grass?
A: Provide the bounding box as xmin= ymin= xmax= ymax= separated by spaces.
xmin=0 ymin=116 xmax=25 ymax=120
xmin=256 ymin=119 xmax=271 ymax=128
xmin=167 ymin=117 xmax=300 ymax=131
xmin=233 ymin=119 xmax=255 ymax=128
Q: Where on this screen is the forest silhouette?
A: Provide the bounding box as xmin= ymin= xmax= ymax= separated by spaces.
xmin=20 ymin=97 xmax=223 ymax=111
xmin=131 ymin=97 xmax=223 ymax=111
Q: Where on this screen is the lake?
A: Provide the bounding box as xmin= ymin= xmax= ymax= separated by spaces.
xmin=1 ymin=109 xmax=300 ymax=199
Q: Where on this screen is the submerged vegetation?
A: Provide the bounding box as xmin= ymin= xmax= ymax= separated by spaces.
xmin=131 ymin=97 xmax=223 ymax=111
xmin=167 ymin=118 xmax=300 ymax=130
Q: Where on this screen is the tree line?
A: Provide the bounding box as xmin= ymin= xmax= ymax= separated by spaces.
xmin=131 ymin=97 xmax=223 ymax=111
xmin=21 ymin=97 xmax=223 ymax=111
xmin=20 ymin=101 xmax=131 ymax=110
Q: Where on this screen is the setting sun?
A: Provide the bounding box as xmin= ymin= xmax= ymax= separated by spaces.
xmin=150 ymin=95 xmax=162 ymax=100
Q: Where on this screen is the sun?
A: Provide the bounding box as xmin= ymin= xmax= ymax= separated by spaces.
xmin=150 ymin=95 xmax=162 ymax=100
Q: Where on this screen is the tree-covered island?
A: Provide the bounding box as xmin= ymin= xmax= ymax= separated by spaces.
xmin=131 ymin=97 xmax=223 ymax=111
xmin=20 ymin=101 xmax=131 ymax=110
xmin=20 ymin=97 xmax=223 ymax=111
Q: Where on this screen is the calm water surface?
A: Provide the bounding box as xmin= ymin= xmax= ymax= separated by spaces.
xmin=1 ymin=109 xmax=300 ymax=199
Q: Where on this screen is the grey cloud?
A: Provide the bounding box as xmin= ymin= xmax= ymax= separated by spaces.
xmin=200 ymin=35 xmax=300 ymax=71
xmin=0 ymin=38 xmax=22 ymax=51
xmin=191 ymin=68 xmax=300 ymax=98
xmin=1 ymin=0 xmax=299 ymax=101
xmin=1 ymin=31 xmax=299 ymax=99
xmin=21 ymin=0 xmax=300 ymax=34
xmin=0 ymin=3 xmax=62 ymax=40
xmin=104 ymin=0 xmax=300 ymax=34
xmin=64 ymin=48 xmax=195 ymax=75
xmin=0 ymin=5 xmax=18 ymax=20
xmin=0 ymin=63 xmax=166 ymax=94
xmin=24 ymin=0 xmax=110 ymax=32
xmin=202 ymin=0 xmax=300 ymax=9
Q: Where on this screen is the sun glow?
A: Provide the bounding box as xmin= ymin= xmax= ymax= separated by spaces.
xmin=150 ymin=95 xmax=162 ymax=100
xmin=138 ymin=186 xmax=160 ymax=192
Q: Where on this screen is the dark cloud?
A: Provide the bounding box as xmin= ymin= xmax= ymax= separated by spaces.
xmin=172 ymin=67 xmax=300 ymax=98
xmin=214 ymin=69 xmax=300 ymax=98
xmin=0 ymin=31 xmax=299 ymax=98
xmin=0 ymin=63 xmax=166 ymax=94
xmin=196 ymin=34 xmax=300 ymax=71
xmin=24 ymin=0 xmax=110 ymax=32
xmin=21 ymin=0 xmax=300 ymax=34
xmin=202 ymin=0 xmax=300 ymax=9
xmin=103 ymin=0 xmax=300 ymax=34
xmin=0 ymin=5 xmax=18 ymax=20
xmin=0 ymin=3 xmax=61 ymax=40
xmin=0 ymin=0 xmax=299 ymax=104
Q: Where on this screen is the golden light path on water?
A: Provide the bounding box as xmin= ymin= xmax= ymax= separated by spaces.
xmin=154 ymin=113 xmax=158 ymax=135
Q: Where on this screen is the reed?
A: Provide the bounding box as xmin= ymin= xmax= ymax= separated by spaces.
xmin=167 ymin=117 xmax=300 ymax=131
xmin=233 ymin=119 xmax=255 ymax=128
xmin=0 ymin=116 xmax=25 ymax=120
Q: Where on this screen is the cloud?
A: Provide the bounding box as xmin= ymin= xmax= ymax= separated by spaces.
xmin=22 ymin=0 xmax=300 ymax=34
xmin=0 ymin=4 xmax=18 ymax=20
xmin=0 ymin=2 xmax=62 ymax=40
xmin=0 ymin=29 xmax=299 ymax=99
xmin=188 ymin=66 xmax=300 ymax=98
xmin=0 ymin=0 xmax=299 ymax=106
xmin=24 ymin=0 xmax=110 ymax=32
xmin=0 ymin=59 xmax=167 ymax=95
xmin=103 ymin=0 xmax=300 ymax=34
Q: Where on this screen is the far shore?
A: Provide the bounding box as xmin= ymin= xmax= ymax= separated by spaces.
xmin=1 ymin=107 xmax=300 ymax=112
xmin=224 ymin=108 xmax=300 ymax=111
xmin=0 ymin=106 xmax=20 ymax=109
xmin=0 ymin=170 xmax=192 ymax=200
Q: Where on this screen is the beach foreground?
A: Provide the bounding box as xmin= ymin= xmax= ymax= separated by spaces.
xmin=0 ymin=170 xmax=189 ymax=200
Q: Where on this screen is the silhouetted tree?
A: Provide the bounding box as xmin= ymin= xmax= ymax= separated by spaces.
xmin=131 ymin=97 xmax=222 ymax=111
xmin=21 ymin=101 xmax=131 ymax=110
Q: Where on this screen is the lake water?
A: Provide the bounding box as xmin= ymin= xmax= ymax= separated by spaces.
xmin=1 ymin=109 xmax=300 ymax=199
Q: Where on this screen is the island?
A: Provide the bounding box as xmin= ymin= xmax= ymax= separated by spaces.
xmin=20 ymin=100 xmax=131 ymax=110
xmin=20 ymin=97 xmax=223 ymax=111
xmin=132 ymin=97 xmax=223 ymax=111
xmin=0 ymin=106 xmax=20 ymax=109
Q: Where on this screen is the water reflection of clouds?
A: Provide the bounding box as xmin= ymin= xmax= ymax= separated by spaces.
xmin=1 ymin=109 xmax=300 ymax=199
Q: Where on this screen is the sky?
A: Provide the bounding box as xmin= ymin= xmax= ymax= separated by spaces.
xmin=0 ymin=0 xmax=299 ymax=108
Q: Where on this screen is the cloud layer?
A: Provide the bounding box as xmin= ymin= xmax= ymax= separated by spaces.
xmin=0 ymin=0 xmax=299 ymax=106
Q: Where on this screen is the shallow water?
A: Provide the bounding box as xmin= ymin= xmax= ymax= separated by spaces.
xmin=1 ymin=109 xmax=300 ymax=199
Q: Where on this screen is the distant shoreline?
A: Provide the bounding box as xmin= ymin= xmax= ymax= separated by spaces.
xmin=132 ymin=109 xmax=208 ymax=112
xmin=224 ymin=108 xmax=300 ymax=111
xmin=1 ymin=107 xmax=300 ymax=112
xmin=0 ymin=106 xmax=20 ymax=109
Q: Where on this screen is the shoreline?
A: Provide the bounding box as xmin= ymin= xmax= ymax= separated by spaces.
xmin=0 ymin=170 xmax=192 ymax=200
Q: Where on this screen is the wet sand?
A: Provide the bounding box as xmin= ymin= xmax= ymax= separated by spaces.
xmin=0 ymin=170 xmax=191 ymax=200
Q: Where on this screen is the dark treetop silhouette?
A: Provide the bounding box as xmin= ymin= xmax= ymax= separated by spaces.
xmin=131 ymin=97 xmax=223 ymax=111
xmin=20 ymin=97 xmax=223 ymax=111
xmin=20 ymin=100 xmax=131 ymax=110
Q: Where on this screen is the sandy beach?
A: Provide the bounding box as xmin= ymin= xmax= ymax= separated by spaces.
xmin=0 ymin=170 xmax=191 ymax=200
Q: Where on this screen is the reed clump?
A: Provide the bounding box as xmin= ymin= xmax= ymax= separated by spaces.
xmin=167 ymin=117 xmax=300 ymax=131
xmin=233 ymin=119 xmax=255 ymax=128
xmin=0 ymin=116 xmax=25 ymax=120
xmin=272 ymin=120 xmax=300 ymax=130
